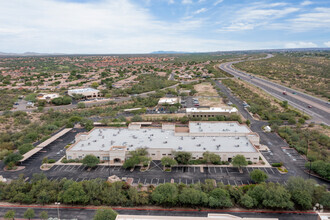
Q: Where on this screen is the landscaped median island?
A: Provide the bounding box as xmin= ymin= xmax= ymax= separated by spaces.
xmin=0 ymin=174 xmax=328 ymax=211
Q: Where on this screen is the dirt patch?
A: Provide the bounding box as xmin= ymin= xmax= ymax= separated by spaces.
xmin=194 ymin=82 xmax=218 ymax=96
xmin=199 ymin=97 xmax=224 ymax=107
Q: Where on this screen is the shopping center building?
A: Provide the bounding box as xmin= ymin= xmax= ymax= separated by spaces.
xmin=66 ymin=121 xmax=262 ymax=164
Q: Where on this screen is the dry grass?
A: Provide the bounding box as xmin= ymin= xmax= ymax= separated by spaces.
xmin=199 ymin=97 xmax=224 ymax=107
xmin=194 ymin=82 xmax=218 ymax=96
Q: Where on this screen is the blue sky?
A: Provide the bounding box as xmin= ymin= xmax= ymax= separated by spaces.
xmin=0 ymin=0 xmax=329 ymax=53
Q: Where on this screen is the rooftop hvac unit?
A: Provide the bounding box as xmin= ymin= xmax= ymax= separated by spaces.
xmin=203 ymin=148 xmax=206 ymax=150
xmin=102 ymin=144 xmax=105 ymax=147
xmin=102 ymin=136 xmax=104 ymax=139
xmin=93 ymin=140 xmax=97 ymax=142
xmin=163 ymin=141 xmax=168 ymax=144
xmin=235 ymin=145 xmax=239 ymax=147
xmin=230 ymin=124 xmax=234 ymax=127
xmin=81 ymin=144 xmax=84 ymax=146
xmin=235 ymin=137 xmax=239 ymax=140
xmin=110 ymin=140 xmax=114 ymax=145
xmin=246 ymin=142 xmax=249 ymax=145
xmin=178 ymin=146 xmax=182 ymax=150
xmin=113 ymin=134 xmax=117 ymax=136
xmin=192 ymin=137 xmax=196 ymax=139
xmin=129 ymin=144 xmax=133 ymax=147
xmin=88 ymin=142 xmax=90 ymax=145
xmin=181 ymin=137 xmax=183 ymax=140
xmin=197 ymin=144 xmax=201 ymax=147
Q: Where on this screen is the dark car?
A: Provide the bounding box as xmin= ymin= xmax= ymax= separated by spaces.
xmin=308 ymin=105 xmax=312 ymax=108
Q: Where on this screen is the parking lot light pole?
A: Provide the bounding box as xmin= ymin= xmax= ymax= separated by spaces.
xmin=55 ymin=202 xmax=60 ymax=219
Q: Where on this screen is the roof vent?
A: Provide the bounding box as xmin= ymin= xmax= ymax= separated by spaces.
xmin=178 ymin=146 xmax=182 ymax=150
xmin=197 ymin=144 xmax=201 ymax=147
xmin=246 ymin=142 xmax=249 ymax=145
xmin=93 ymin=140 xmax=97 ymax=142
xmin=203 ymin=147 xmax=206 ymax=150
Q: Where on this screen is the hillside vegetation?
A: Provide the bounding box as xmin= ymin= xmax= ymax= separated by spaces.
xmin=234 ymin=53 xmax=330 ymax=99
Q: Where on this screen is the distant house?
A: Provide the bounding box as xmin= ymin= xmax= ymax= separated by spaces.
xmin=37 ymin=93 xmax=60 ymax=102
xmin=158 ymin=97 xmax=180 ymax=105
xmin=68 ymin=88 xmax=100 ymax=99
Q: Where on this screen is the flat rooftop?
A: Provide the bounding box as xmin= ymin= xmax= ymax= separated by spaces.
xmin=186 ymin=107 xmax=237 ymax=113
xmin=189 ymin=122 xmax=251 ymax=134
xmin=70 ymin=127 xmax=256 ymax=153
xmin=68 ymin=88 xmax=99 ymax=93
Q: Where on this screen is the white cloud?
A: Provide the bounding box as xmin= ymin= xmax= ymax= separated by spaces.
xmin=324 ymin=41 xmax=330 ymax=47
xmin=284 ymin=41 xmax=317 ymax=48
xmin=168 ymin=0 xmax=175 ymax=4
xmin=287 ymin=7 xmax=330 ymax=31
xmin=301 ymin=1 xmax=313 ymax=6
xmin=193 ymin=8 xmax=207 ymax=15
xmin=182 ymin=0 xmax=193 ymax=4
xmin=0 ymin=0 xmax=210 ymax=53
xmin=214 ymin=0 xmax=223 ymax=6
xmin=218 ymin=3 xmax=300 ymax=32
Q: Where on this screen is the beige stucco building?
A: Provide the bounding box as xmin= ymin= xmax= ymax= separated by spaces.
xmin=68 ymin=88 xmax=100 ymax=98
xmin=186 ymin=107 xmax=238 ymax=118
xmin=66 ymin=121 xmax=262 ymax=164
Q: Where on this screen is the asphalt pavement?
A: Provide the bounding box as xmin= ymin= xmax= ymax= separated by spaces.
xmin=218 ymin=55 xmax=330 ymax=125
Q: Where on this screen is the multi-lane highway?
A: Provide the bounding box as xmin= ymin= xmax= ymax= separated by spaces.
xmin=219 ymin=55 xmax=330 ymax=125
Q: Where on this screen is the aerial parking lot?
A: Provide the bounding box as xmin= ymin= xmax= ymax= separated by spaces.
xmin=43 ymin=163 xmax=284 ymax=187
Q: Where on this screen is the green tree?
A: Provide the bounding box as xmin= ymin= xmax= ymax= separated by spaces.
xmin=93 ymin=208 xmax=117 ymax=220
xmin=262 ymin=183 xmax=293 ymax=209
xmin=179 ymin=187 xmax=208 ymax=206
xmin=82 ymin=155 xmax=100 ymax=168
xmin=208 ymin=188 xmax=232 ymax=208
xmin=91 ymin=82 xmax=99 ymax=89
xmin=39 ymin=211 xmax=48 ymax=220
xmin=161 ymin=157 xmax=177 ymax=167
xmin=18 ymin=143 xmax=34 ymax=155
xmin=240 ymin=194 xmax=254 ymax=208
xmin=249 ymin=169 xmax=268 ymax=183
xmin=286 ymin=177 xmax=316 ymax=210
xmin=23 ymin=208 xmax=35 ymax=220
xmin=203 ymin=151 xmax=221 ymax=165
xmin=152 ymin=183 xmax=178 ymax=206
xmin=123 ymin=156 xmax=140 ymax=169
xmin=4 ymin=153 xmax=23 ymax=165
xmin=174 ymin=152 xmax=192 ymax=165
xmin=4 ymin=210 xmax=15 ymax=220
xmin=61 ymin=182 xmax=89 ymax=205
xmin=232 ymin=155 xmax=248 ymax=170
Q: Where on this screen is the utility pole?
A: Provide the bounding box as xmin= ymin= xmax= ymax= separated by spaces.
xmin=55 ymin=202 xmax=60 ymax=220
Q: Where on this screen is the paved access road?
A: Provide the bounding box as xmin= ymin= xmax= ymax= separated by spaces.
xmin=0 ymin=204 xmax=319 ymax=220
xmin=219 ymin=55 xmax=330 ymax=125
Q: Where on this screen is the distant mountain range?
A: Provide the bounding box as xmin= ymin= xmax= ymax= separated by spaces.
xmin=0 ymin=48 xmax=329 ymax=57
xmin=0 ymin=52 xmax=66 ymax=56
xmin=150 ymin=51 xmax=190 ymax=54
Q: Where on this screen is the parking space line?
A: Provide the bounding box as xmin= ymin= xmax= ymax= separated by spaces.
xmin=213 ymin=167 xmax=216 ymax=173
xmin=247 ymin=180 xmax=250 ymax=185
xmin=194 ymin=167 xmax=196 ymax=173
xmin=58 ymin=166 xmax=66 ymax=171
xmin=163 ymin=179 xmax=166 ymax=184
xmin=137 ymin=178 xmax=140 ymax=184
xmin=185 ymin=179 xmax=188 ymax=185
xmin=179 ymin=178 xmax=181 ymax=184
xmin=156 ymin=179 xmax=159 ymax=185
xmin=234 ymin=180 xmax=237 ymax=186
xmin=270 ymin=168 xmax=276 ymax=174
xmin=150 ymin=179 xmax=154 ymax=185
xmin=144 ymin=179 xmax=147 ymax=185
xmin=69 ymin=166 xmax=76 ymax=171
xmin=225 ymin=167 xmax=229 ymax=174
xmin=192 ymin=179 xmax=194 ymax=184
xmin=75 ymin=178 xmax=79 ymax=181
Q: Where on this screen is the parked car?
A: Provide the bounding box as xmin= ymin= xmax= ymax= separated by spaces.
xmin=308 ymin=105 xmax=312 ymax=108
